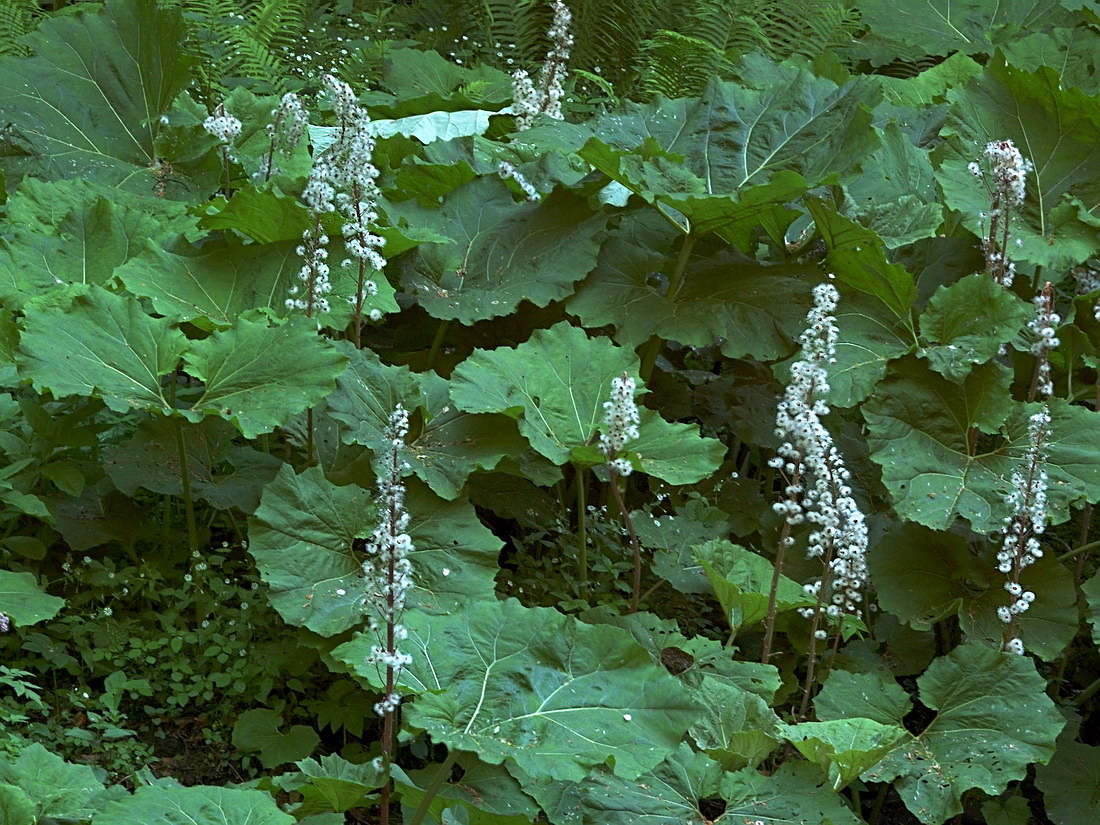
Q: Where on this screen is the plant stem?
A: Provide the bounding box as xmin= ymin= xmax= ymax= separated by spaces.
xmin=638 ymin=232 xmax=695 ymax=381
xmin=1075 ymin=674 xmax=1100 ymax=706
xmin=406 ymin=750 xmax=459 ymax=825
xmin=306 ymin=408 xmax=315 ymax=467
xmin=608 ymin=467 xmax=642 ymax=613
xmin=798 ymin=552 xmax=836 ymax=721
xmin=426 ymin=319 xmax=451 ymax=372
xmin=761 ymin=520 xmax=791 ymax=664
xmin=576 ymin=465 xmax=588 ymax=599
xmin=221 ymin=147 xmax=232 ymax=199
xmin=174 ymin=418 xmax=197 ymax=555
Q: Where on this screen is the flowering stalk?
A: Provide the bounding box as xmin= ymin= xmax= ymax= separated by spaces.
xmin=969 ymin=139 xmax=1034 ymax=288
xmin=599 ymin=372 xmax=642 ymax=612
xmin=257 ymin=92 xmax=308 ymax=182
xmin=203 ymin=102 xmax=241 ymax=198
xmin=512 ymin=0 xmax=573 ymax=130
xmin=362 ymin=404 xmax=414 ymax=825
xmin=0 ymin=612 xmax=9 ymax=633
xmin=762 ymin=284 xmax=869 ymax=717
xmin=1028 ymin=281 xmax=1060 ymax=402
xmin=292 ymin=76 xmax=386 ymax=346
xmin=997 ymin=407 xmax=1050 ymax=656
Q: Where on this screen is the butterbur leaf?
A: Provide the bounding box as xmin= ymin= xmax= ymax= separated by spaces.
xmin=1080 ymin=571 xmax=1100 ymax=645
xmin=695 ymin=539 xmax=811 ymax=631
xmin=0 ymin=744 xmax=105 ymax=821
xmin=920 ymin=273 xmax=1031 ymax=381
xmin=567 ymin=212 xmax=816 ymax=361
xmin=1001 ymin=27 xmax=1100 ymax=94
xmin=688 ymin=675 xmax=783 ymax=771
xmin=231 ymin=709 xmax=319 ymax=769
xmin=861 ymin=642 xmax=1063 ymax=824
xmin=815 ymin=670 xmax=914 ymax=727
xmin=0 ymin=785 xmax=34 ymax=825
xmin=784 ymin=719 xmax=907 ymax=790
xmin=401 ymin=177 xmax=609 ymax=323
xmin=0 ymin=571 xmax=64 ymax=626
xmin=103 ymin=417 xmax=280 ymax=512
xmin=395 ymin=754 xmax=538 ymax=825
xmin=451 ymin=322 xmax=722 ymax=482
xmin=938 ymin=60 xmax=1100 ymax=271
xmin=287 ymin=755 xmax=384 ymax=817
xmin=181 ymin=313 xmax=347 ymax=438
xmin=865 ymin=360 xmax=1100 ymax=531
xmin=16 ymin=286 xmax=185 ymax=415
xmin=93 ymin=785 xmax=294 ymax=825
xmin=636 ymin=499 xmax=732 ymax=594
xmin=247 ymin=464 xmax=501 ymax=636
xmin=1035 ymin=740 xmax=1100 ymax=825
xmin=333 ymin=599 xmax=700 ymax=782
xmin=0 ymin=0 xmax=194 ymax=185
xmin=326 ymin=345 xmax=526 ymax=499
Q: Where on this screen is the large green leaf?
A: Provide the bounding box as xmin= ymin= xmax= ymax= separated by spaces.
xmin=333 ymin=599 xmax=700 ymax=782
xmin=636 ymin=499 xmax=732 ymax=595
xmin=400 ymin=177 xmax=609 ymax=323
xmin=247 ymin=464 xmax=501 ymax=636
xmin=858 ymin=643 xmax=1063 ymax=824
xmin=0 ymin=179 xmax=194 ymax=308
xmin=0 ymin=744 xmax=105 ymax=822
xmin=16 ymin=287 xmax=185 ymax=415
xmin=395 ymin=754 xmax=538 ymax=825
xmin=0 ymin=570 xmax=64 ymax=626
xmin=282 ymin=755 xmax=384 ymax=818
xmin=1035 ymin=740 xmax=1100 ymax=825
xmin=181 ymin=314 xmax=347 ymax=438
xmin=116 ymin=239 xmax=301 ymax=330
xmin=938 ymin=60 xmax=1100 ymax=271
xmin=325 ymin=345 xmax=526 ymax=499
xmin=93 ymin=785 xmax=294 ymax=825
xmin=687 ymin=674 xmax=783 ymax=771
xmin=919 ymin=274 xmax=1032 ymax=381
xmin=525 ymin=745 xmax=863 ymax=825
xmin=815 ymin=671 xmax=914 ymax=727
xmin=0 ymin=0 xmax=194 ymax=185
xmin=785 ymin=718 xmax=907 ymax=791
xmin=855 ymin=0 xmax=1078 ymax=59
xmin=695 ymin=540 xmax=811 ymax=632
xmin=450 ymin=322 xmax=723 ymax=482
xmin=1084 ymin=571 xmax=1100 ymax=645
xmin=567 ymin=212 xmax=815 ymax=361
xmin=864 ymin=359 xmax=1100 ymax=530
xmin=231 ymin=709 xmax=319 ymax=769
xmin=1002 ymin=26 xmax=1100 ymax=94
xmin=103 ymin=417 xmax=280 ymax=512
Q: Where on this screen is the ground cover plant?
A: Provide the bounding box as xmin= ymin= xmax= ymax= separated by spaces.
xmin=2 ymin=0 xmax=1100 ymax=823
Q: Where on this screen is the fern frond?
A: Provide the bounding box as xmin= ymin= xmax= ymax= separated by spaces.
xmin=636 ymin=29 xmax=733 ymax=99
xmin=0 ymin=0 xmax=41 ymax=57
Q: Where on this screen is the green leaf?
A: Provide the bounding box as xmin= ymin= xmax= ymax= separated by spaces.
xmin=688 ymin=674 xmax=783 ymax=771
xmin=636 ymin=499 xmax=732 ymax=595
xmin=181 ymin=314 xmax=347 ymax=438
xmin=846 ymin=122 xmax=941 ymax=248
xmin=231 ymin=709 xmax=319 ymax=769
xmin=395 ymin=754 xmax=538 ymax=825
xmin=16 ymin=286 xmax=185 ymax=415
xmin=863 ymin=642 xmax=1064 ymax=824
xmin=1002 ymin=27 xmax=1100 ymax=94
xmin=1080 ymin=571 xmax=1100 ymax=645
xmin=567 ymin=212 xmax=816 ymax=362
xmin=0 ymin=785 xmax=34 ymax=825
xmin=0 ymin=571 xmax=64 ymax=626
xmin=938 ymin=60 xmax=1100 ymax=271
xmin=93 ymin=785 xmax=295 ymax=825
xmin=855 ymin=0 xmax=1076 ymax=59
xmin=103 ymin=417 xmax=280 ymax=512
xmin=865 ymin=359 xmax=1100 ymax=531
xmin=451 ymin=322 xmax=723 ymax=482
xmin=815 ymin=670 xmax=914 ymax=727
xmin=247 ymin=464 xmax=501 ymax=636
xmin=0 ymin=0 xmax=194 ymax=185
xmin=695 ymin=540 xmax=811 ymax=631
xmin=116 ymin=239 xmax=300 ymax=330
xmin=333 ymin=599 xmax=700 ymax=782
xmin=920 ymin=274 xmax=1032 ymax=381
xmin=400 ymin=178 xmax=609 ymax=323
xmin=785 ymin=718 xmax=908 ymax=790
xmin=0 ymin=743 xmax=105 ymax=821
xmin=288 ymin=755 xmax=384 ymax=817
xmin=1035 ymin=740 xmax=1100 ymax=825
xmin=326 ymin=345 xmax=526 ymax=499
xmin=198 ymin=189 xmax=311 ymax=244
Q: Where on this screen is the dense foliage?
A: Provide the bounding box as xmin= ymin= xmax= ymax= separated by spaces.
xmin=2 ymin=1 xmax=1100 ymax=824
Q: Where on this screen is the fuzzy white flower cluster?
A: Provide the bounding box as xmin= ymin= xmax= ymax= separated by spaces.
xmin=970 ymin=139 xmax=1034 ymax=288
xmin=256 ymin=92 xmax=309 ymax=181
xmin=290 ymin=76 xmax=385 ymax=315
xmin=512 ymin=0 xmax=573 ymax=130
xmin=498 ymin=161 xmax=539 ymax=201
xmin=203 ymin=102 xmax=241 ymax=146
xmin=287 ymin=222 xmax=332 ymax=314
xmin=0 ymin=611 xmax=9 ymax=633
xmin=362 ymin=404 xmax=415 ymax=716
xmin=769 ymin=284 xmax=869 ymax=623
xmin=1028 ymin=285 xmax=1060 ymax=399
xmin=1072 ymin=264 xmax=1100 ymax=322
xmin=599 ymin=372 xmax=640 ymax=476
xmin=997 ymin=406 xmax=1051 ymax=655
